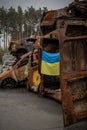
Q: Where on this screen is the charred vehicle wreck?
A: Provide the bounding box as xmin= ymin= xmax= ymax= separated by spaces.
xmin=8 ymin=37 xmax=38 ymax=59
xmin=0 ymin=52 xmax=31 ymax=88
xmin=38 ymin=0 xmax=87 ymax=126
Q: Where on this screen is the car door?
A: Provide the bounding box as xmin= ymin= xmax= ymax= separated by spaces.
xmin=58 ymin=19 xmax=87 ymax=126
xmin=15 ymin=55 xmax=29 ymax=81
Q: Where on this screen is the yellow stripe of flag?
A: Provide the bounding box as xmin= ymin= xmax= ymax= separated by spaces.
xmin=41 ymin=60 xmax=60 ymax=76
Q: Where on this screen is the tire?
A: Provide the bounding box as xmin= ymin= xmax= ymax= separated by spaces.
xmin=1 ymin=78 xmax=16 ymax=89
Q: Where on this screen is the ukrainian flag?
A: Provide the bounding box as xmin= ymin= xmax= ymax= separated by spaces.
xmin=41 ymin=51 xmax=60 ymax=76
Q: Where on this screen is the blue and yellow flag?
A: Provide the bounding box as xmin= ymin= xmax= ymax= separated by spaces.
xmin=41 ymin=51 xmax=60 ymax=76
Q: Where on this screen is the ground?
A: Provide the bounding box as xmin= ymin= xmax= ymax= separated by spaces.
xmin=0 ymin=88 xmax=87 ymax=130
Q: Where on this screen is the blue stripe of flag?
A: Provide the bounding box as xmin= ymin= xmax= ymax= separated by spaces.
xmin=42 ymin=51 xmax=60 ymax=63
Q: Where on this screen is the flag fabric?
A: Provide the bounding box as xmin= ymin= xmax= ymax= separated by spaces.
xmin=41 ymin=51 xmax=60 ymax=76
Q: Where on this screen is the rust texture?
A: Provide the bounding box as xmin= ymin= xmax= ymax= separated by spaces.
xmin=39 ymin=0 xmax=87 ymax=126
xmin=58 ymin=18 xmax=87 ymax=126
xmin=8 ymin=37 xmax=37 ymax=58
xmin=0 ymin=52 xmax=31 ymax=88
xmin=27 ymin=48 xmax=40 ymax=92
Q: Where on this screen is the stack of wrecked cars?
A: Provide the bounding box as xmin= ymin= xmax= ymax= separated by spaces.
xmin=0 ymin=0 xmax=87 ymax=126
xmin=0 ymin=35 xmax=40 ymax=89
xmin=28 ymin=0 xmax=87 ymax=126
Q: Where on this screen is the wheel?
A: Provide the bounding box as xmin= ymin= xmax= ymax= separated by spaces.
xmin=1 ymin=78 xmax=16 ymax=89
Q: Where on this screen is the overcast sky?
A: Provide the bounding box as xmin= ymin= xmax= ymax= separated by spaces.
xmin=0 ymin=0 xmax=74 ymax=10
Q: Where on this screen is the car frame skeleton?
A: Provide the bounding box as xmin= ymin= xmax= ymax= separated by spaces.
xmin=58 ymin=17 xmax=87 ymax=126
xmin=39 ymin=0 xmax=87 ymax=126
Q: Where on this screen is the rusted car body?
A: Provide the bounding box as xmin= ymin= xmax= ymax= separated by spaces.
xmin=8 ymin=37 xmax=37 ymax=58
xmin=39 ymin=0 xmax=87 ymax=126
xmin=0 ymin=52 xmax=31 ymax=88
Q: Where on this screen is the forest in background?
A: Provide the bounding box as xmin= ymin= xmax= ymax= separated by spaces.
xmin=0 ymin=6 xmax=48 ymax=40
xmin=0 ymin=6 xmax=48 ymax=63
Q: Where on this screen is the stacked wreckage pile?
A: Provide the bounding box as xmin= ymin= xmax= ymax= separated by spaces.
xmin=38 ymin=0 xmax=87 ymax=126
xmin=0 ymin=0 xmax=87 ymax=126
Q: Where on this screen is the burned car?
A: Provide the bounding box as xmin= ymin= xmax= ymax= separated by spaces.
xmin=8 ymin=37 xmax=38 ymax=59
xmin=0 ymin=52 xmax=31 ymax=88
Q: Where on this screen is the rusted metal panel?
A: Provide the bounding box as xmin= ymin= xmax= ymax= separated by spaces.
xmin=57 ymin=17 xmax=87 ymax=126
xmin=40 ymin=10 xmax=57 ymax=26
xmin=27 ymin=48 xmax=40 ymax=92
xmin=40 ymin=10 xmax=57 ymax=35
